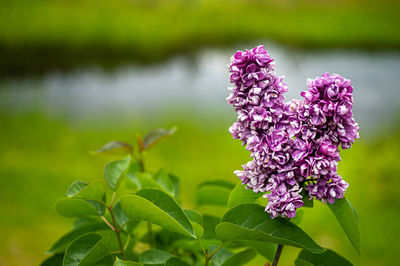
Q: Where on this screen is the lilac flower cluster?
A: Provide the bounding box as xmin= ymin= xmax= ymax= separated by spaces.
xmin=227 ymin=45 xmax=359 ymax=219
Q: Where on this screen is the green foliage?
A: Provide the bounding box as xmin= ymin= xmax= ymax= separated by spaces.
xmin=139 ymin=249 xmax=174 ymax=265
xmin=114 ymin=258 xmax=143 ymax=266
xmin=153 ymin=169 xmax=176 ymax=197
xmin=142 ymin=127 xmax=177 ymax=151
xmin=93 ymin=141 xmax=133 ymax=156
xmin=295 ymin=249 xmax=353 ymax=266
xmin=216 ymin=203 xmax=324 ymax=254
xmin=211 ymin=247 xmax=257 ymax=266
xmin=67 ymin=181 xmax=105 ymax=200
xmin=104 ymin=156 xmax=131 ymax=190
xmin=47 ymin=222 xmax=108 ymax=254
xmin=120 ymin=189 xmax=195 ymax=238
xmin=327 ymin=197 xmax=361 ymax=254
xmin=63 ymin=233 xmax=110 ymax=266
xmin=227 ymin=183 xmax=261 ymax=208
xmin=41 ymin=134 xmax=361 ymax=266
xmin=55 ymin=198 xmax=99 ymax=217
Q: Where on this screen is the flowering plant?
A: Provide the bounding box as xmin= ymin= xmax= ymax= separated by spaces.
xmin=227 ymin=45 xmax=359 ymax=219
xmin=41 ymin=47 xmax=360 ymax=266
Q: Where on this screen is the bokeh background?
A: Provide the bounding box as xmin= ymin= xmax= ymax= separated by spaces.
xmin=1 ymin=0 xmax=400 ymax=265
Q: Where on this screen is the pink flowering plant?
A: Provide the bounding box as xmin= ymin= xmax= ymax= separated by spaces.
xmin=41 ymin=46 xmax=360 ymax=266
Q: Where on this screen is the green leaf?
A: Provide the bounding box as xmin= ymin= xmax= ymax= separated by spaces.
xmin=165 ymin=257 xmax=189 ymax=266
xmin=191 ymin=221 xmax=204 ymax=239
xmin=211 ymin=246 xmax=256 ymax=266
xmin=139 ymin=249 xmax=174 ymax=264
xmin=154 ymin=169 xmax=175 ymax=197
xmin=104 ymin=156 xmax=131 ymax=190
xmin=92 ymin=141 xmax=133 ymax=155
xmin=87 ymin=195 xmax=107 ymax=216
xmin=210 ymin=246 xmax=232 ymax=266
xmin=120 ymin=188 xmax=195 ymax=238
xmin=55 ymin=198 xmax=99 ymax=217
xmin=67 ymin=181 xmax=105 ymax=200
xmin=113 ymin=202 xmax=140 ymax=233
xmin=237 ymin=240 xmax=276 ymax=262
xmin=215 ymin=203 xmax=324 ymax=254
xmin=227 ymin=183 xmax=262 ymax=208
xmin=327 ymin=197 xmax=361 ymax=255
xmin=168 ymin=173 xmax=180 ymax=198
xmin=41 ymin=253 xmax=64 ymax=266
xmin=114 ymin=257 xmax=143 ymax=266
xmin=221 ymin=248 xmax=257 ymax=266
xmin=196 ymin=181 xmax=234 ymax=206
xmin=295 ymin=249 xmax=353 ymax=266
xmin=63 ymin=233 xmax=110 ymax=266
xmin=202 ymin=215 xmax=220 ymax=239
xmin=143 ymin=127 xmax=177 ymax=150
xmin=300 ymin=190 xmax=314 ymax=208
xmin=184 ymin=209 xmax=203 ymax=226
xmin=130 ymin=172 xmax=171 ymax=195
xmin=47 ymin=222 xmax=108 ymax=254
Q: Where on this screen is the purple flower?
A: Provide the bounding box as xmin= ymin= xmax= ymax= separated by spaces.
xmin=227 ymin=45 xmax=359 ymax=219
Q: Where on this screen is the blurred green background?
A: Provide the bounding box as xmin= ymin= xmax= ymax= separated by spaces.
xmin=1 ymin=0 xmax=400 ymax=265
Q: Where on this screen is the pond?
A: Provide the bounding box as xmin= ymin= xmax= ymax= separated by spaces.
xmin=1 ymin=43 xmax=399 ymax=134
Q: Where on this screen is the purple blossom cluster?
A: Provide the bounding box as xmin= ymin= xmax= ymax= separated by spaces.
xmin=227 ymin=45 xmax=359 ymax=219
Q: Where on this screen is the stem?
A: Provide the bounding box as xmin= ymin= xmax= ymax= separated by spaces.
xmin=108 ymin=205 xmax=126 ymax=259
xmin=138 ymin=154 xmax=145 ymax=172
xmin=101 ymin=216 xmax=115 ymax=231
xmin=102 ymin=191 xmax=126 ymax=259
xmin=203 ymin=243 xmax=223 ymax=266
xmin=272 ymin=244 xmax=283 ymax=266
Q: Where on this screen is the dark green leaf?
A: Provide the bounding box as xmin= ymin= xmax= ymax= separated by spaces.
xmin=41 ymin=253 xmax=64 ymax=266
xmin=165 ymin=257 xmax=189 ymax=266
xmin=191 ymin=221 xmax=204 ymax=239
xmin=47 ymin=222 xmax=108 ymax=254
xmin=143 ymin=127 xmax=177 ymax=150
xmin=168 ymin=174 xmax=180 ymax=198
xmin=237 ymin=240 xmax=276 ymax=262
xmin=129 ymin=172 xmax=171 ymax=195
xmin=300 ymin=190 xmax=314 ymax=208
xmin=139 ymin=249 xmax=174 ymax=264
xmin=114 ymin=202 xmax=140 ymax=233
xmin=55 ymin=198 xmax=99 ymax=217
xmin=227 ymin=183 xmax=262 ymax=208
xmin=327 ymin=197 xmax=361 ymax=255
xmin=114 ymin=257 xmax=143 ymax=266
xmin=63 ymin=233 xmax=110 ymax=266
xmin=154 ymin=169 xmax=175 ymax=196
xmin=202 ymin=215 xmax=220 ymax=239
xmin=221 ymin=248 xmax=257 ymax=266
xmin=210 ymin=246 xmax=232 ymax=266
xmin=93 ymin=141 xmax=133 ymax=155
xmin=87 ymin=195 xmax=107 ymax=216
xmin=215 ymin=203 xmax=324 ymax=254
xmin=104 ymin=156 xmax=131 ymax=190
xmin=295 ymin=249 xmax=353 ymax=266
xmin=120 ymin=188 xmax=195 ymax=238
xmin=184 ymin=209 xmax=203 ymax=226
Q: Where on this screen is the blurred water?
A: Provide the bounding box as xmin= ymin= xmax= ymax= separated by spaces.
xmin=1 ymin=43 xmax=399 ymax=132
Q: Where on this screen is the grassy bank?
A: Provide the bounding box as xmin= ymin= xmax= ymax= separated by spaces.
xmin=1 ymin=0 xmax=400 ymax=75
xmin=0 ymin=109 xmax=399 ymax=265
